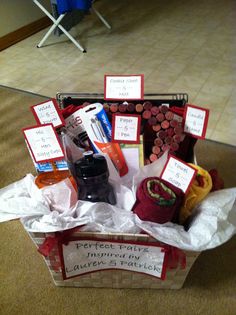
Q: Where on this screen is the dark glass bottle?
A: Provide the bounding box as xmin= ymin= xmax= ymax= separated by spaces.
xmin=74 ymin=151 xmax=116 ymax=205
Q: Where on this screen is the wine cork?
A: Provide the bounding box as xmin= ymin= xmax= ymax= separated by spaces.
xmin=149 ymin=153 xmax=158 ymax=162
xmin=136 ymin=103 xmax=144 ymax=113
xmin=118 ymin=104 xmax=127 ymax=113
xmin=127 ymin=103 xmax=135 ymax=112
xmin=143 ymin=101 xmax=153 ymax=110
xmin=103 ymin=103 xmax=110 ymax=112
xmin=152 ymin=124 xmax=161 ymax=132
xmin=150 ymin=106 xmax=159 ymax=116
xmin=110 ymin=103 xmax=118 ymax=113
xmin=152 ymin=146 xmax=161 ymax=155
xmin=173 ymin=134 xmax=181 ymax=143
xmin=165 ymin=111 xmax=174 ymax=121
xmin=166 ymin=127 xmax=175 ymax=137
xmin=164 ymin=136 xmax=172 ymax=145
xmin=162 ymin=144 xmax=170 ymax=152
xmin=145 ymin=158 xmax=151 ymax=165
xmin=161 ymin=120 xmax=170 ymax=129
xmin=154 ymin=138 xmax=163 ymax=147
xmin=159 ymin=105 xmax=169 ymax=114
xmin=148 ymin=116 xmax=157 ymax=126
xmin=142 ymin=110 xmax=152 ymax=120
xmin=170 ymin=119 xmax=178 ymax=128
xmin=156 ymin=113 xmax=165 ymax=122
xmin=157 ymin=130 xmax=167 ymax=139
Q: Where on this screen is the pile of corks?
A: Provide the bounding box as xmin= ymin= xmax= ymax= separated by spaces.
xmin=102 ymin=101 xmax=185 ymax=165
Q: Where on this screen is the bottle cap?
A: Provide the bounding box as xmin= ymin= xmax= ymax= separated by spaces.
xmin=74 ymin=152 xmax=108 ymax=178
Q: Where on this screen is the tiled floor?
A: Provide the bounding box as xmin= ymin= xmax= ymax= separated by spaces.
xmin=1 ymin=0 xmax=236 ymax=145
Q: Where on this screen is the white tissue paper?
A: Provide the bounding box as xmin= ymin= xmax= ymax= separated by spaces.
xmin=1 ymin=152 xmax=236 ymax=252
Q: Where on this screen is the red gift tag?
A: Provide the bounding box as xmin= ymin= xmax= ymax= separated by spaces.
xmin=22 ymin=124 xmax=65 ymax=163
xmin=104 ymin=74 xmax=144 ymax=100
xmin=31 ymin=99 xmax=65 ymax=128
xmin=183 ymin=104 xmax=209 ymax=139
xmin=160 ymin=155 xmax=197 ymax=194
xmin=111 ymin=113 xmax=141 ymax=144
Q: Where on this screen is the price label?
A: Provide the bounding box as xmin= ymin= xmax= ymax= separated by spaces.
xmin=22 ymin=124 xmax=65 ymax=163
xmin=160 ymin=155 xmax=197 ymax=194
xmin=31 ymin=99 xmax=65 ymax=128
xmin=104 ymin=74 xmax=144 ymax=100
xmin=183 ymin=104 xmax=209 ymax=139
xmin=60 ymin=239 xmax=167 ymax=280
xmin=112 ymin=114 xmax=141 ymax=144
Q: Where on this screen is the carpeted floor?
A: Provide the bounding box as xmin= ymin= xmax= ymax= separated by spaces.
xmin=0 ymin=85 xmax=236 ymax=315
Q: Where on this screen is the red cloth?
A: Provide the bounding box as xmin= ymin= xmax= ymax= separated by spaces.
xmin=133 ymin=177 xmax=184 ymax=224
xmin=209 ymin=169 xmax=224 ymax=191
xmin=61 ymin=104 xmax=83 ymax=119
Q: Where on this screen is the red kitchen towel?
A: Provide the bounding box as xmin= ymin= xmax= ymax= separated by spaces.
xmin=133 ymin=177 xmax=184 ymax=224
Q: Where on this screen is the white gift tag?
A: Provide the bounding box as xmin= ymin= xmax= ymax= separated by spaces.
xmin=23 ymin=124 xmax=65 ymax=163
xmin=60 ymin=239 xmax=166 ymax=280
xmin=104 ymin=74 xmax=144 ymax=100
xmin=183 ymin=104 xmax=209 ymax=139
xmin=112 ymin=114 xmax=141 ymax=143
xmin=31 ymin=99 xmax=65 ymax=128
xmin=161 ymin=155 xmax=197 ymax=193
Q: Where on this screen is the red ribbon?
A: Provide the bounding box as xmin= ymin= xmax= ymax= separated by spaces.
xmin=38 ymin=231 xmax=186 ymax=274
xmin=165 ymin=245 xmax=186 ymax=269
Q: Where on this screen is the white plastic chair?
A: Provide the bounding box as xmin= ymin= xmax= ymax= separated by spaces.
xmin=33 ymin=0 xmax=111 ymax=53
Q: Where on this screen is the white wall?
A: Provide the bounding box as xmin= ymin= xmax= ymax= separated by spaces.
xmin=0 ymin=0 xmax=51 ymax=37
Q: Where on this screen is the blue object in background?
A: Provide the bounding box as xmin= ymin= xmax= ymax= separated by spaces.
xmin=57 ymin=0 xmax=93 ymax=14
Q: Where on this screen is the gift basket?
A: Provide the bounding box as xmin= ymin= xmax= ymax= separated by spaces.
xmin=1 ymin=86 xmax=236 ymax=290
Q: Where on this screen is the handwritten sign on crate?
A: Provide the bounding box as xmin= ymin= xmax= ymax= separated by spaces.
xmin=60 ymin=239 xmax=167 ymax=280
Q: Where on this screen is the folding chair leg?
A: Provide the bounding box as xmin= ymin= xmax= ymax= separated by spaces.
xmin=33 ymin=0 xmax=86 ymax=52
xmin=37 ymin=14 xmax=65 ymax=48
xmin=91 ymin=6 xmax=112 ymax=29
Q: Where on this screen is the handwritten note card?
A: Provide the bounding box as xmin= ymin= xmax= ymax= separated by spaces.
xmin=61 ymin=239 xmax=166 ymax=280
xmin=104 ymin=74 xmax=144 ymax=100
xmin=184 ymin=104 xmax=209 ymax=139
xmin=161 ymin=155 xmax=197 ymax=193
xmin=112 ymin=114 xmax=141 ymax=143
xmin=31 ymin=99 xmax=65 ymax=128
xmin=23 ymin=124 xmax=64 ymax=163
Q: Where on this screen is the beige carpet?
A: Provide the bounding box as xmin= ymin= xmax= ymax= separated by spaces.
xmin=0 ymin=86 xmax=236 ymax=315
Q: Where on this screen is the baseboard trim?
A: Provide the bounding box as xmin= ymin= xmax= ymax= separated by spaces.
xmin=0 ymin=16 xmax=51 ymax=51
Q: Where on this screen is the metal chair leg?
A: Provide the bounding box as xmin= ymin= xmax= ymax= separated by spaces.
xmin=33 ymin=0 xmax=86 ymax=52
